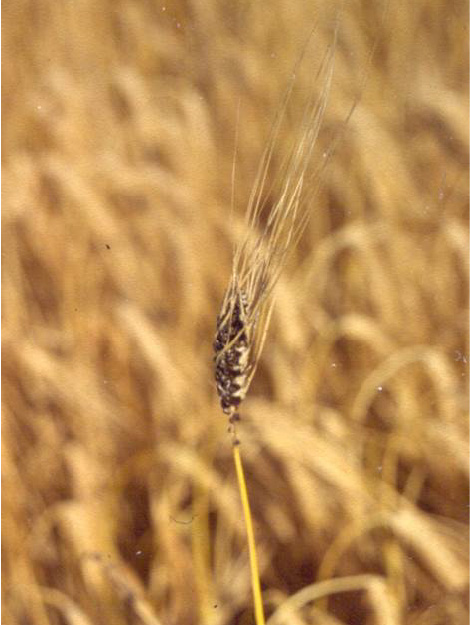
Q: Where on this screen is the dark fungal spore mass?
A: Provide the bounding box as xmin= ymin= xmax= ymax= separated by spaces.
xmin=214 ymin=290 xmax=250 ymax=415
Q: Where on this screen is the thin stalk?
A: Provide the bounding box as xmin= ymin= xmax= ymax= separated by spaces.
xmin=233 ymin=443 xmax=266 ymax=625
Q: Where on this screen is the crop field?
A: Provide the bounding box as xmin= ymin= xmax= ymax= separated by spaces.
xmin=3 ymin=1 xmax=469 ymax=624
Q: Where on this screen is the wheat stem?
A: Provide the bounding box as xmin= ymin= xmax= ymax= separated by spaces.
xmin=233 ymin=442 xmax=266 ymax=625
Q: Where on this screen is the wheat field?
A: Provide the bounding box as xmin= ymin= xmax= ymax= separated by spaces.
xmin=3 ymin=1 xmax=469 ymax=624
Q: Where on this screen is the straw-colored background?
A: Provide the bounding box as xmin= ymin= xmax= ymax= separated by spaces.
xmin=3 ymin=1 xmax=468 ymax=624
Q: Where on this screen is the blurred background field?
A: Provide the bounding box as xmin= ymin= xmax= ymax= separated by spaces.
xmin=2 ymin=1 xmax=469 ymax=624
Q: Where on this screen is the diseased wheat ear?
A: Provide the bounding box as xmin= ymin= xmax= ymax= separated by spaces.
xmin=214 ymin=21 xmax=344 ymax=422
xmin=214 ymin=286 xmax=251 ymax=417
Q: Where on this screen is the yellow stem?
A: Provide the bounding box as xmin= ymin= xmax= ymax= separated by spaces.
xmin=233 ymin=443 xmax=266 ymax=625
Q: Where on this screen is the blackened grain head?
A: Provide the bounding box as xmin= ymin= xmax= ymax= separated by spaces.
xmin=214 ymin=289 xmax=250 ymax=415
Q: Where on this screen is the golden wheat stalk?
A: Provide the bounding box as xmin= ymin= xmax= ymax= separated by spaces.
xmin=212 ymin=22 xmax=343 ymax=625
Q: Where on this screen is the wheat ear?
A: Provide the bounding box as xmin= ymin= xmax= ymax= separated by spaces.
xmin=213 ymin=19 xmax=342 ymax=625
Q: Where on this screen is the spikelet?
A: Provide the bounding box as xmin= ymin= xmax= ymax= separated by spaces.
xmin=214 ymin=23 xmax=341 ymax=421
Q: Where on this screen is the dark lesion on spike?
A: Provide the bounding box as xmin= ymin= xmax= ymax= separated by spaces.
xmin=214 ymin=290 xmax=250 ymax=416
